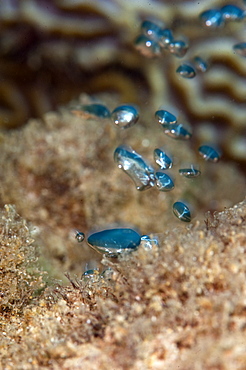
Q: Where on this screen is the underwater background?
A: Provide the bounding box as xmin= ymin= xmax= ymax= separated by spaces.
xmin=0 ymin=1 xmax=246 ymax=368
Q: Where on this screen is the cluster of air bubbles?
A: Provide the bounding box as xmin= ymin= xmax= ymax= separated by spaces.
xmin=200 ymin=4 xmax=245 ymax=29
xmin=73 ymin=13 xmax=228 ymax=259
xmin=134 ymin=11 xmax=245 ymax=80
xmin=71 ymin=103 xmax=139 ymax=130
xmin=176 ymin=56 xmax=208 ymax=79
xmin=134 ymin=20 xmax=188 ymax=58
xmin=76 ymin=228 xmax=160 ymax=258
xmin=72 ymin=102 xmax=221 ymax=226
xmin=114 ymin=108 xmax=221 ymax=223
xmin=134 ymin=19 xmax=210 ymax=80
xmin=73 ymin=120 xmax=222 ymax=259
xmin=155 ymin=109 xmax=192 ymax=140
xmin=114 ymin=144 xmax=176 ymax=192
xmin=199 ymin=4 xmax=246 ymax=60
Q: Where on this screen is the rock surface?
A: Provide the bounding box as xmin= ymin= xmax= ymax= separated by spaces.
xmin=1 ymin=199 xmax=246 ymax=369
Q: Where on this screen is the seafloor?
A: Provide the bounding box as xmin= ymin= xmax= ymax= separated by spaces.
xmin=1 ymin=198 xmax=246 ymax=369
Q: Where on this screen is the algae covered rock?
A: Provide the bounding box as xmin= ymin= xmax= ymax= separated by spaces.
xmin=0 ymin=205 xmax=45 ymax=313
xmin=1 ymin=199 xmax=246 ymax=369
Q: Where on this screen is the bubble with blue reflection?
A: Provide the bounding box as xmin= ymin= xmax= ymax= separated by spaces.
xmin=200 ymin=9 xmax=224 ymax=28
xmin=75 ymin=231 xmax=85 ymax=243
xmin=193 ymin=56 xmax=208 ymax=72
xmin=134 ymin=35 xmax=161 ymax=57
xmin=71 ymin=104 xmax=110 ymax=119
xmin=141 ymin=20 xmax=163 ymax=41
xmin=155 ymin=110 xmax=177 ymax=125
xmin=179 ymin=166 xmax=201 ymax=178
xmin=159 ymin=28 xmax=174 ymax=48
xmin=154 ymin=148 xmax=173 ymax=169
xmin=168 ymin=40 xmax=188 ymax=58
xmin=173 ymin=201 xmax=191 ymax=222
xmin=162 ymin=123 xmax=192 ymax=140
xmin=114 ymin=145 xmax=155 ymax=191
xmin=87 ymin=228 xmax=141 ymax=257
xmin=220 ymin=5 xmax=245 ymax=21
xmin=198 ymin=145 xmax=221 ymax=162
xmin=176 ymin=64 xmax=196 ymax=79
xmin=111 ymin=105 xmax=139 ymax=129
xmin=155 ymin=171 xmax=174 ymax=192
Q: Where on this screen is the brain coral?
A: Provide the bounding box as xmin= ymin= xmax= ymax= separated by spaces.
xmin=0 ymin=0 xmax=245 ymax=168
